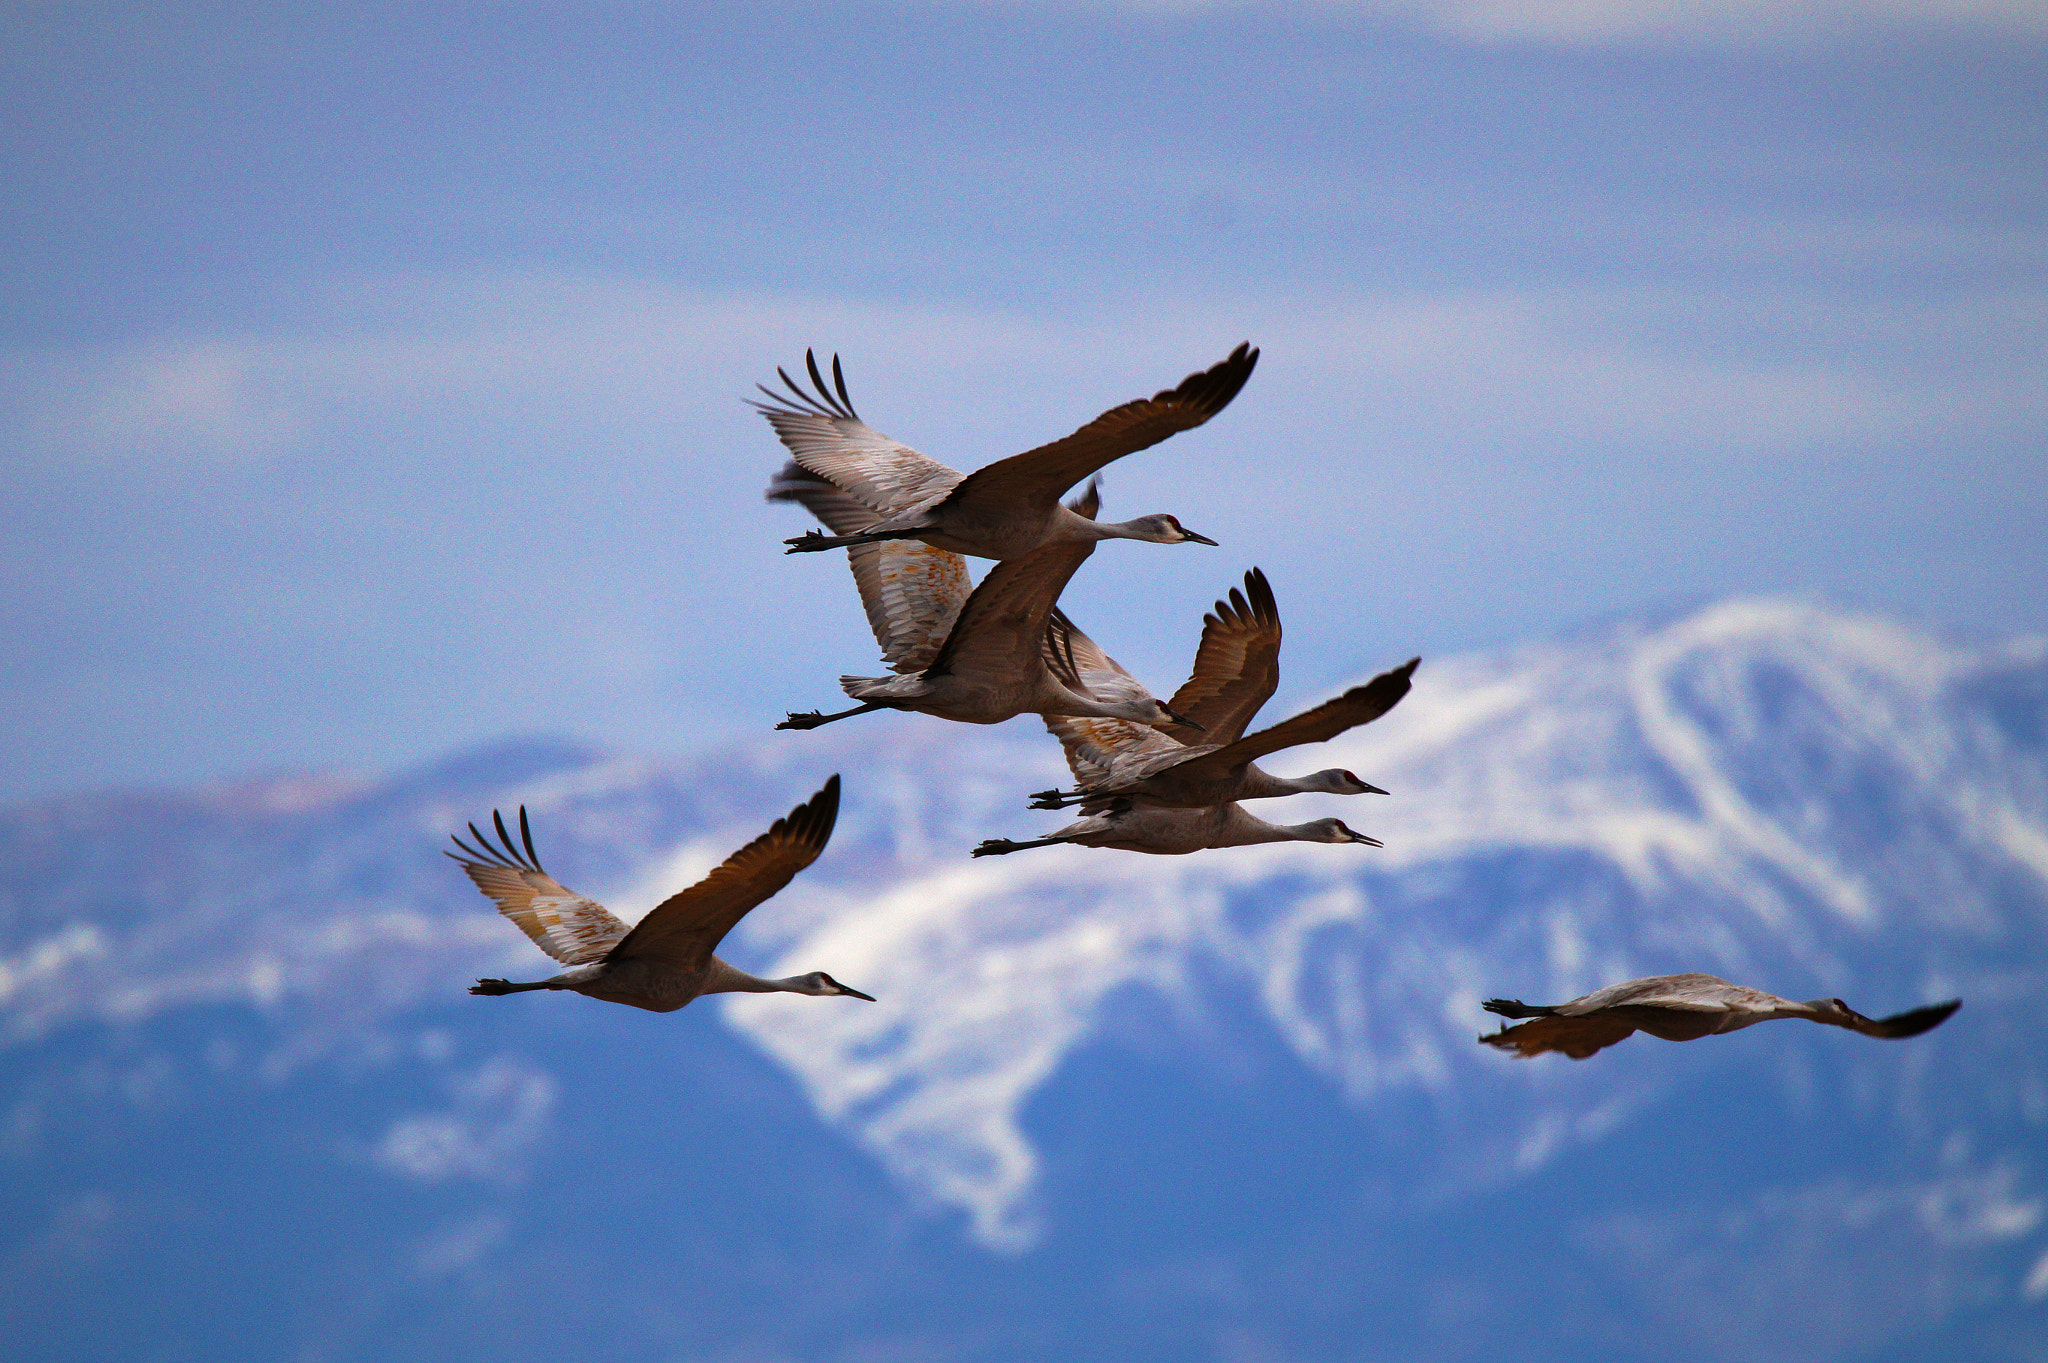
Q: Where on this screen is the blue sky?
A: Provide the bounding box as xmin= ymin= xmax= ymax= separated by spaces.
xmin=2 ymin=0 xmax=2043 ymax=803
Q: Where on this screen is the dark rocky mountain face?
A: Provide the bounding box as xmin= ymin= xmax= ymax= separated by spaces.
xmin=3 ymin=600 xmax=2044 ymax=1362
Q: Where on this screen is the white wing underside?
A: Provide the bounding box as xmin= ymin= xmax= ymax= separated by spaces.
xmin=769 ymin=457 xmax=973 ymax=674
xmin=1044 ymin=714 xmax=1187 ymax=788
xmin=457 ymin=862 xmax=630 ymax=966
xmin=756 ymin=407 xmax=961 ymax=517
xmin=853 ymin=541 xmax=974 ymax=674
xmin=1040 ymin=616 xmax=1209 ymax=786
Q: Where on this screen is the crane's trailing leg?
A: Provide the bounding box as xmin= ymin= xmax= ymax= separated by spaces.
xmin=471 ymin=978 xmax=554 ymax=996
xmin=1481 ymin=998 xmax=1557 ymax=1019
xmin=1028 ymin=787 xmax=1089 ymax=810
xmin=784 ymin=527 xmax=913 ymax=554
xmin=972 ymin=835 xmax=1069 ymax=858
xmin=778 ymin=702 xmax=889 ymax=731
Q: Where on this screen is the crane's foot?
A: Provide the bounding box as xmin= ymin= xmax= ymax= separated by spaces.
xmin=779 ymin=711 xmax=829 ymax=730
xmin=1027 ymin=788 xmax=1082 ymax=810
xmin=471 ymin=978 xmax=515 ymax=996
xmin=972 ymin=836 xmax=1065 ymax=857
xmin=784 ymin=530 xmax=839 ymax=553
xmin=1481 ymin=998 xmax=1555 ymax=1019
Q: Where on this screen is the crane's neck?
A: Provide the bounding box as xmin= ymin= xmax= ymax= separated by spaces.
xmin=1057 ymin=509 xmax=1171 ymax=544
xmin=699 ymin=957 xmax=807 ymax=996
xmin=1045 ymin=680 xmax=1163 ymax=725
xmin=1212 ymin=807 xmax=1304 ymax=846
xmin=1236 ymin=765 xmax=1333 ymax=799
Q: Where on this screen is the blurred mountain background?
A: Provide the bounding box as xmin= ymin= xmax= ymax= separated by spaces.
xmin=4 ymin=600 xmax=2043 ymax=1362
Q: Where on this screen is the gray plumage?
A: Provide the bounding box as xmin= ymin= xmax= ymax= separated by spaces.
xmin=1478 ymin=972 xmax=1961 ymax=1060
xmin=759 ymin=346 xmax=1253 ymax=560
xmin=777 ymin=534 xmax=1192 ymax=732
xmin=1029 ymin=568 xmax=1416 ymax=811
xmin=972 ymin=800 xmax=1382 ymax=858
xmin=450 ymin=777 xmax=873 ymax=1012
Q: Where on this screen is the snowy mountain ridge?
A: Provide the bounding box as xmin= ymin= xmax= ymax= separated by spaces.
xmin=2 ymin=598 xmax=2043 ymax=1260
xmin=728 ymin=598 xmax=2048 ymax=1243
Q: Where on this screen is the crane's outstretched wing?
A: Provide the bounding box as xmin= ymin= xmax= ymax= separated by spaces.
xmin=1043 ymin=714 xmax=1182 ymax=788
xmin=753 ymin=351 xmax=961 ymax=514
xmin=939 ymin=343 xmax=1259 ymax=513
xmin=605 ymin=776 xmax=841 ymax=973
xmin=773 ymin=458 xmax=974 ymax=674
xmin=1844 ymin=999 xmax=1961 ymax=1038
xmin=447 ymin=808 xmax=630 ymax=965
xmin=1479 ymin=1014 xmax=1641 ymax=1060
xmin=1157 ymin=657 xmax=1418 ymax=785
xmin=1162 ymin=567 xmax=1282 ymax=745
xmin=923 ymin=540 xmax=1095 ymax=682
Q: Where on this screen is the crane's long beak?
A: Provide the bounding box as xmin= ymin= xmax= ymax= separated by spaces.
xmin=1181 ymin=529 xmax=1219 ymax=546
xmin=1346 ymin=830 xmax=1384 ymax=847
xmin=838 ymin=984 xmax=878 ymax=1002
xmin=1164 ymin=706 xmax=1205 ymax=730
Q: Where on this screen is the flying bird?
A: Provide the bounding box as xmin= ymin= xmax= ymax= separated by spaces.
xmin=778 ymin=537 xmax=1193 ymax=732
xmin=972 ymin=800 xmax=1382 ymax=857
xmin=1478 ymin=972 xmax=1960 ymax=1060
xmin=1029 ymin=568 xmax=1414 ymax=811
xmin=758 ymin=345 xmax=1255 ymax=560
xmin=449 ymin=777 xmax=874 ymax=1012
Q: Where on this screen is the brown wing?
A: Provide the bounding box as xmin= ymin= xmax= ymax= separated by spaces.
xmin=605 ymin=776 xmax=841 ymax=972
xmin=447 ymin=808 xmax=630 ymax=966
xmin=924 ymin=541 xmax=1095 ymax=681
xmin=1161 ymin=567 xmax=1282 ymax=745
xmin=1479 ymin=1015 xmax=1641 ymax=1060
xmin=939 ymin=344 xmax=1258 ymax=513
xmin=753 ymin=351 xmax=961 ymax=514
xmin=1161 ymin=658 xmax=1418 ymax=784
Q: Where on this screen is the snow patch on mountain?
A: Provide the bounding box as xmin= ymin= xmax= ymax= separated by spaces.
xmin=728 ymin=599 xmax=2048 ymax=1246
xmin=0 ymin=598 xmax=2041 ymax=1256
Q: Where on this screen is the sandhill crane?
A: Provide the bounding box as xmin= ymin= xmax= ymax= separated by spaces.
xmin=448 ymin=777 xmax=873 ymax=1011
xmin=1478 ymin=972 xmax=1961 ymax=1060
xmin=778 ymin=535 xmax=1194 ymax=731
xmin=757 ymin=345 xmax=1255 ymax=560
xmin=972 ymin=800 xmax=1381 ymax=857
xmin=1028 ymin=568 xmax=1417 ymax=811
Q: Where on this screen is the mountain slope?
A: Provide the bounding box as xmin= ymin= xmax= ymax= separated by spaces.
xmin=1 ymin=599 xmax=2043 ymax=1361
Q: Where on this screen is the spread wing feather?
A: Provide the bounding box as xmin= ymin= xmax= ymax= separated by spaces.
xmin=941 ymin=343 xmax=1259 ymax=512
xmin=447 ymin=808 xmax=629 ymax=966
xmin=1162 ymin=567 xmax=1282 ymax=745
xmin=1044 ymin=714 xmax=1182 ymax=788
xmin=1161 ymin=658 xmax=1418 ymax=784
xmin=604 ymin=776 xmax=841 ymax=972
xmin=769 ymin=459 xmax=972 ymax=674
xmin=753 ymin=352 xmax=960 ymax=515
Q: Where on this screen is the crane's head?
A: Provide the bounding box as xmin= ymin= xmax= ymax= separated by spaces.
xmin=1141 ymin=699 xmax=1204 ymax=729
xmin=1119 ymin=514 xmax=1218 ymax=547
xmin=1303 ymin=818 xmax=1382 ymax=846
xmin=1314 ymin=769 xmax=1389 ymax=796
xmin=791 ymin=971 xmax=876 ymax=1001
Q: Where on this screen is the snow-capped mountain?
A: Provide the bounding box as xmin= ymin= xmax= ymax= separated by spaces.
xmin=3 ymin=599 xmax=2044 ymax=1362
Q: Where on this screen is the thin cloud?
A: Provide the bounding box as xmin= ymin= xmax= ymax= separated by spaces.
xmin=971 ymin=0 xmax=2048 ymax=46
